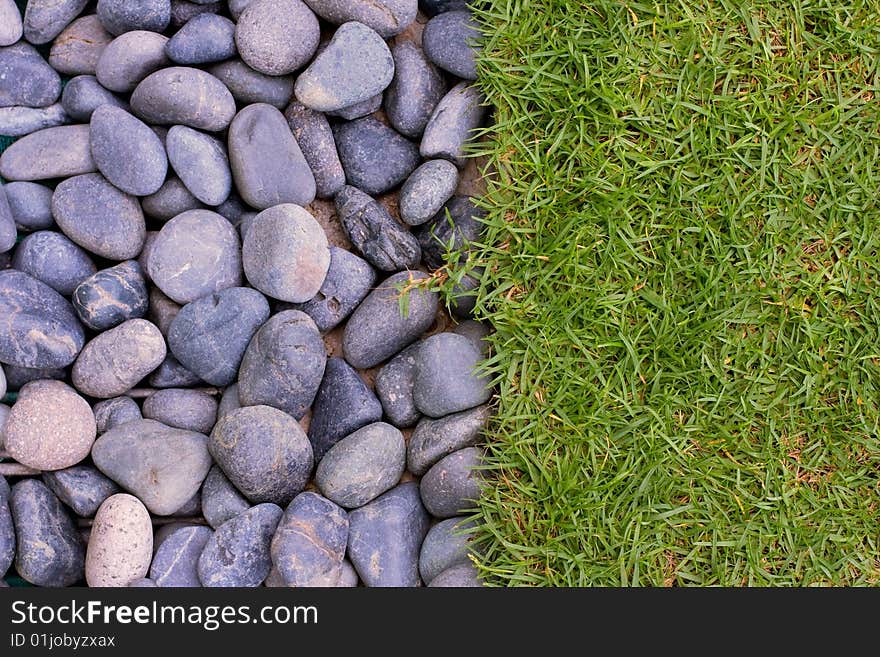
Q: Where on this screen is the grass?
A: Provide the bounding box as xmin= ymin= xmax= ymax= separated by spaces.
xmin=459 ymin=0 xmax=880 ymax=585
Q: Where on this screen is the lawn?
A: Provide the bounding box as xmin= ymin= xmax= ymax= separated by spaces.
xmin=465 ymin=0 xmax=880 ymax=585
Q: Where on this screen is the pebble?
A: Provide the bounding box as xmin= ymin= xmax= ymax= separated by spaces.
xmin=43 ymin=466 xmax=120 ymax=517
xmin=419 ymin=0 xmax=469 ymax=15
xmin=131 ymin=67 xmax=237 ymax=131
xmin=0 ymin=270 xmax=85 ymax=368
xmin=147 ymin=287 xmax=180 ymax=334
xmin=92 ymin=418 xmax=212 ymax=515
xmin=452 ymin=319 xmax=491 ymax=354
xmin=0 ymin=403 xmax=7 ymax=448
xmin=209 ymin=405 xmax=314 ymax=505
xmin=0 ymin=364 xmax=4 ymax=399
xmin=93 ymin=396 xmax=142 ymax=434
xmin=128 ymin=577 xmax=157 ymax=587
xmin=147 ymin=355 xmax=204 ymax=388
xmin=71 ymin=319 xmax=167 ymax=398
xmin=235 ymin=0 xmax=319 ymax=76
xmin=408 ymin=404 xmax=489 ymax=475
xmin=399 ymin=160 xmax=459 ymax=226
xmin=335 ymin=185 xmax=421 ymax=272
xmin=420 ymin=82 xmax=488 ymax=167
xmin=166 ymin=125 xmax=232 ymax=205
xmin=4 ymin=182 xmax=54 ymax=232
xmin=338 ymin=559 xmax=359 ymax=587
xmin=0 ymin=43 xmax=62 ymax=108
xmin=327 ymin=93 xmax=382 ymax=120
xmin=342 ymin=270 xmax=438 ymax=369
xmin=61 ymin=75 xmax=128 ymax=122
xmin=142 ymin=177 xmax=203 ymax=222
xmin=295 ymin=21 xmax=394 ymax=113
xmin=0 ymin=0 xmax=22 ymax=47
xmin=96 ymin=31 xmax=170 ymax=93
xmin=242 ymin=204 xmax=329 ymax=302
xmin=201 ymin=465 xmax=249 ymax=529
xmin=13 ymin=231 xmax=97 ymax=296
xmin=419 ymin=516 xmax=475 ymax=584
xmin=308 ymin=357 xmax=382 ymax=460
xmin=0 ymin=476 xmax=13 ymax=577
xmin=143 ymin=388 xmax=218 ymax=434
xmin=23 ymin=0 xmax=89 ymax=45
xmin=303 ymin=0 xmax=416 ymax=38
xmin=147 ymin=209 xmax=242 ymax=304
xmin=228 ymin=0 xmax=256 ymax=19
xmin=0 ymin=124 xmax=96 ymax=180
xmin=447 ymin=267 xmax=480 ymax=320
xmin=374 ymin=342 xmax=421 ymax=428
xmin=422 ymin=9 xmax=480 ymax=80
xmin=0 ymin=186 xmax=12 ymax=254
xmin=97 ymin=0 xmax=171 ymax=35
xmin=217 ymin=384 xmax=241 ymax=420
xmin=4 ymin=379 xmax=96 ymax=471
xmin=413 ymin=332 xmax=490 ymax=417
xmin=419 ymin=446 xmax=482 ymax=518
xmin=428 ymin=561 xmax=481 ymax=587
xmin=347 ymin=482 xmax=429 ymax=587
xmin=334 ymin=117 xmax=421 ymax=195
xmin=53 ymin=174 xmax=146 ymax=260
xmin=85 ymin=494 xmax=153 ymax=587
xmin=150 ymin=525 xmax=213 ymax=586
xmin=49 ymin=15 xmax=114 ymax=76
xmin=73 ymin=260 xmax=149 ymax=331
xmin=228 ymin=103 xmax=316 ymax=209
xmin=171 ymin=490 xmax=202 ymax=517
xmin=166 ymin=13 xmax=235 ymax=65
xmin=11 ymin=479 xmax=85 ymax=587
xmin=238 ymin=310 xmax=326 ymax=420
xmin=90 ymin=105 xmax=168 ymax=196
xmin=0 ymin=104 xmax=70 ymax=137
xmin=171 ymin=0 xmax=222 ymax=29
xmin=284 ymin=101 xmax=346 ymax=199
xmin=168 ymin=287 xmax=269 ymax=386
xmin=2 ymin=365 xmax=66 ymax=390
xmin=416 ymin=195 xmax=485 ymax=270
xmin=270 ymin=491 xmax=349 ymax=586
xmin=385 ymin=41 xmax=446 ymax=138
xmin=210 ymin=60 xmax=293 ymax=109
xmin=198 ymin=503 xmax=282 ymax=587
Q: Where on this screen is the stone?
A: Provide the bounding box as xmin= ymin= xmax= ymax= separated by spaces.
xmin=303 ymin=0 xmax=416 ymax=37
xmin=147 ymin=355 xmax=204 ymax=388
xmin=131 ymin=67 xmax=236 ymax=132
xmin=327 ymin=93 xmax=381 ymax=120
xmin=335 ymin=185 xmax=421 ymax=272
xmin=0 ymin=365 xmax=4 ymax=399
xmin=209 ymin=60 xmax=293 ymax=109
xmin=0 ymin=124 xmax=96 ymax=181
xmin=166 ymin=125 xmax=232 ymax=205
xmin=96 ymin=31 xmax=170 ymax=93
xmin=400 ymin=162 xmax=459 ymax=233
xmin=0 ymin=185 xmax=12 ymax=254
xmin=23 ymin=0 xmax=89 ymax=45
xmin=270 ymin=491 xmax=349 ymax=587
xmin=334 ymin=117 xmax=421 ymax=195
xmin=168 ymin=287 xmax=269 ymax=387
xmin=228 ymin=103 xmax=316 ymax=210
xmin=419 ymin=0 xmax=469 ymax=15
xmin=217 ymin=384 xmax=241 ymax=420
xmin=147 ymin=210 xmax=242 ymax=304
xmin=2 ymin=365 xmax=66 ymax=390
xmin=169 ymin=490 xmax=201 ymax=517
xmin=412 ymin=332 xmax=490 ymax=417
xmin=423 ymin=9 xmax=479 ymax=80
xmin=338 ymin=560 xmax=359 ymax=587
xmin=421 ymin=83 xmax=488 ymax=167
xmin=147 ymin=287 xmax=181 ymax=335
xmin=308 ymin=357 xmax=382 ymax=461
xmin=201 ymin=465 xmax=249 ymax=529
xmin=150 ymin=525 xmax=213 ymax=586
xmin=93 ymin=396 xmax=142 ymax=434
xmin=374 ymin=342 xmax=421 ymax=428
xmin=97 ymin=0 xmax=171 ymax=35
xmin=198 ymin=503 xmax=282 ymax=587
xmin=235 ymin=0 xmax=319 ymax=76
xmin=0 ymin=270 xmax=85 ymax=368
xmin=0 ymin=43 xmax=61 ymax=109
xmin=166 ymin=13 xmax=235 ymax=64
xmin=428 ymin=561 xmax=481 ymax=587
xmin=347 ymin=482 xmax=429 ymax=587
xmin=143 ymin=388 xmax=218 ymax=434
xmin=0 ymin=0 xmax=22 ymax=47
xmin=284 ymin=101 xmax=345 ymax=198
xmin=142 ymin=177 xmax=203 ymax=222
xmin=128 ymin=577 xmax=157 ymax=587
xmin=170 ymin=1 xmax=223 ymax=29
xmin=0 ymin=104 xmax=69 ymax=137
xmin=49 ymin=15 xmax=114 ymax=76
xmin=316 ymin=422 xmax=405 ymax=508
xmin=242 ymin=204 xmax=329 ymax=303
xmin=61 ymin=75 xmax=128 ymax=122
xmin=92 ymin=419 xmax=212 ymax=515
xmin=238 ymin=310 xmax=326 ymax=419
xmin=0 ymin=476 xmax=13 ymax=577
xmin=294 ymin=21 xmax=394 ymax=113
xmin=343 ymin=270 xmax=438 ymax=369
xmin=209 ymin=405 xmax=314 ymax=506
xmin=416 ymin=194 xmax=485 ymax=270
xmin=43 ymin=466 xmax=120 ymax=517
xmin=419 ymin=446 xmax=482 ymax=518
xmin=85 ymin=494 xmax=153 ymax=587
xmin=72 ymin=319 xmax=167 ymax=398
xmin=419 ymin=516 xmax=475 ymax=584
xmin=385 ymin=41 xmax=446 ymax=138
xmin=407 ymin=404 xmax=489 ymax=475
xmin=4 ymin=182 xmax=53 ymax=232
xmin=452 ymin=319 xmax=491 ymax=355
xmin=12 ymin=231 xmax=96 ymax=296
xmin=72 ymin=261 xmax=149 ymax=331
xmin=90 ymin=105 xmax=168 ymax=196
xmin=4 ymin=380 xmax=96 ymax=471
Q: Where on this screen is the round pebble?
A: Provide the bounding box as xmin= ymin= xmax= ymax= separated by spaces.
xmin=284 ymin=100 xmax=345 ymax=199
xmin=150 ymin=525 xmax=213 ymax=586
xmin=421 ymin=82 xmax=488 ymax=167
xmin=419 ymin=516 xmax=475 ymax=584
xmin=147 ymin=287 xmax=181 ymax=335
xmin=93 ymin=396 xmax=142 ymax=434
xmin=166 ymin=12 xmax=236 ymax=65
xmin=407 ymin=404 xmax=489 ymax=475
xmin=4 ymin=182 xmax=54 ymax=232
xmin=413 ymin=332 xmax=491 ymax=417
xmin=166 ymin=125 xmax=232 ymax=205
xmin=61 ymin=75 xmax=129 ymax=122
xmin=23 ymin=0 xmax=89 ymax=45
xmin=12 ymin=230 xmax=96 ymax=296
xmin=0 ymin=0 xmax=22 ymax=47
xmin=235 ymin=0 xmax=320 ymax=76
xmin=399 ymin=160 xmax=459 ymax=226
xmin=334 ymin=116 xmax=421 ymax=196
xmin=428 ymin=561 xmax=482 ymax=587
xmin=143 ymin=388 xmax=218 ymax=434
xmin=97 ymin=0 xmax=171 ymax=35
xmin=419 ymin=446 xmax=483 ymax=518
xmin=416 ymin=194 xmax=485 ymax=270
xmin=142 ymin=177 xmax=203 ymax=222
xmin=0 ymin=124 xmax=96 ymax=181
xmin=200 ymin=465 xmax=249 ymax=529
xmin=210 ymin=59 xmax=294 ymax=109
xmin=170 ymin=0 xmax=222 ymax=28
xmin=73 ymin=260 xmax=149 ymax=331
xmin=0 ymin=104 xmax=70 ymax=137
xmin=96 ymin=30 xmax=170 ymax=93
xmin=0 ymin=185 xmax=13 ymax=254
xmin=43 ymin=465 xmax=120 ymax=517
xmin=374 ymin=341 xmax=422 ymax=427
xmin=90 ymin=105 xmax=168 ymax=196
xmin=2 ymin=365 xmax=67 ymax=391
xmin=303 ymin=0 xmax=416 ymax=38
xmin=422 ymin=9 xmax=480 ymax=80
xmin=85 ymin=494 xmax=153 ymax=587
xmin=131 ymin=67 xmax=236 ymax=131
xmin=0 ymin=43 xmax=61 ymax=108
xmin=147 ymin=355 xmax=203 ymax=388
xmin=49 ymin=15 xmax=114 ymax=76
xmin=385 ymin=41 xmax=446 ymax=138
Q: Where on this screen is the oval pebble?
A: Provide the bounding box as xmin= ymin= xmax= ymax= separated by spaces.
xmin=399 ymin=160 xmax=459 ymax=226
xmin=284 ymin=101 xmax=345 ymax=199
xmin=385 ymin=41 xmax=446 ymax=138
xmin=0 ymin=0 xmax=22 ymax=47
xmin=419 ymin=516 xmax=475 ymax=584
xmin=0 ymin=43 xmax=61 ymax=109
xmin=85 ymin=494 xmax=153 ymax=587
xmin=90 ymin=105 xmax=168 ymax=196
xmin=303 ymin=0 xmax=416 ymax=38
xmin=150 ymin=525 xmax=213 ymax=587
xmin=200 ymin=465 xmax=249 ymax=529
xmin=73 ymin=260 xmax=149 ymax=331
xmin=93 ymin=396 xmax=142 ymax=434
xmin=61 ymin=75 xmax=129 ymax=122
xmin=49 ymin=15 xmax=113 ymax=76
xmin=143 ymin=388 xmax=218 ymax=434
xmin=4 ymin=182 xmax=54 ymax=232
xmin=407 ymin=404 xmax=489 ymax=475
xmin=147 ymin=355 xmax=203 ymax=388
xmin=2 ymin=364 xmax=66 ymax=390
xmin=96 ymin=31 xmax=170 ymax=94
xmin=210 ymin=60 xmax=293 ymax=109
xmin=416 ymin=194 xmax=485 ymax=270
xmin=131 ymin=67 xmax=236 ymax=132
xmin=0 ymin=185 xmax=12 ymax=253
xmin=166 ymin=13 xmax=235 ymax=65
xmin=334 ymin=116 xmax=421 ymax=196
xmin=413 ymin=332 xmax=491 ymax=417
xmin=326 ymin=93 xmax=382 ymax=121
xmin=235 ymin=0 xmax=319 ymax=76
xmin=97 ymin=0 xmax=171 ymax=35
xmin=12 ymin=230 xmax=96 ymax=296
xmin=428 ymin=561 xmax=482 ymax=587
xmin=422 ymin=9 xmax=480 ymax=80
xmin=419 ymin=446 xmax=483 ymax=518
xmin=0 ymin=104 xmax=70 ymax=137
xmin=142 ymin=177 xmax=203 ymax=222
xmin=0 ymin=476 xmax=15 ymax=577
xmin=421 ymin=82 xmax=488 ymax=167
xmin=43 ymin=465 xmax=120 ymax=517
xmin=170 ymin=0 xmax=223 ymax=28
xmin=166 ymin=125 xmax=232 ymax=205
xmin=23 ymin=0 xmax=89 ymax=45
xmin=0 ymin=124 xmax=96 ymax=181
xmin=374 ymin=341 xmax=421 ymax=428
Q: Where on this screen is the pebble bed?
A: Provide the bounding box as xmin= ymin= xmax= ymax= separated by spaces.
xmin=0 ymin=0 xmax=490 ymax=588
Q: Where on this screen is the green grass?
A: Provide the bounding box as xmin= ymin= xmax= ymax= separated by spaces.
xmin=461 ymin=0 xmax=880 ymax=585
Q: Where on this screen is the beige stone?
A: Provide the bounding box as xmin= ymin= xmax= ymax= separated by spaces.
xmin=85 ymin=494 xmax=153 ymax=587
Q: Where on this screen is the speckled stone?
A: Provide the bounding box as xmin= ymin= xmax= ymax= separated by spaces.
xmin=61 ymin=75 xmax=128 ymax=122
xmin=210 ymin=60 xmax=294 ymax=109
xmin=141 ymin=177 xmax=203 ymax=222
xmin=147 ymin=355 xmax=204 ymax=388
xmin=43 ymin=466 xmax=120 ymax=517
xmin=0 ymin=0 xmax=22 ymax=47
xmin=73 ymin=261 xmax=148 ymax=331
xmin=428 ymin=561 xmax=482 ymax=587
xmin=452 ymin=319 xmax=491 ymax=355
xmin=238 ymin=310 xmax=326 ymax=420
xmin=147 ymin=287 xmax=181 ymax=335
xmin=150 ymin=525 xmax=213 ymax=586
xmin=0 ymin=104 xmax=70 ymax=137
xmin=23 ymin=0 xmax=89 ymax=45
xmin=399 ymin=160 xmax=459 ymax=226
xmin=407 ymin=404 xmax=489 ymax=475
xmin=12 ymin=230 xmax=96 ymax=296
xmin=72 ymin=319 xmax=167 ymax=398
xmin=96 ymin=31 xmax=169 ymax=93
xmin=85 ymin=494 xmax=152 ymax=587
xmin=217 ymin=384 xmax=241 ymax=420
xmin=166 ymin=13 xmax=235 ymax=64
xmin=4 ymin=182 xmax=53 ymax=232
xmin=334 ymin=117 xmax=421 ymax=195
xmin=92 ymin=419 xmax=212 ymax=515
xmin=143 ymin=388 xmax=218 ymax=434
xmin=422 ymin=9 xmax=480 ymax=80
xmin=167 ymin=125 xmax=232 ymax=205
xmin=385 ymin=41 xmax=446 ymax=138
xmin=131 ymin=67 xmax=236 ymax=131
xmin=2 ymin=365 xmax=66 ymax=390
xmin=374 ymin=341 xmax=421 ymax=428
xmin=170 ymin=0 xmax=223 ymax=29
xmin=294 ymin=21 xmax=394 ymax=113
xmin=326 ymin=93 xmax=381 ymax=120
xmin=198 ymin=503 xmax=282 ymax=587
xmin=235 ymin=0 xmax=319 ymax=76
xmin=201 ymin=465 xmax=249 ymax=529
xmin=0 ymin=43 xmax=61 ymax=108
xmin=303 ymin=0 xmax=416 ymax=37
xmin=93 ymin=396 xmax=142 ymax=434
xmin=0 ymin=365 xmax=5 ymax=400
xmin=420 ymin=82 xmax=487 ymax=167
xmin=97 ymin=0 xmax=171 ymax=35
xmin=49 ymin=15 xmax=114 ymax=76
xmin=284 ymin=100 xmax=345 ymax=198
xmin=412 ymin=332 xmax=491 ymax=417
xmin=0 ymin=124 xmax=96 ymax=181
xmin=419 ymin=516 xmax=475 ymax=584
xmin=419 ymin=446 xmax=482 ymax=518
xmin=416 ymin=195 xmax=485 ymax=270
xmin=0 ymin=475 xmax=13 ymax=577
xmin=90 ymin=105 xmax=168 ymax=196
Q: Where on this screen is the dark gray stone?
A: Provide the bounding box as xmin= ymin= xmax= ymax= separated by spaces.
xmin=93 ymin=396 xmax=142 ymax=434
xmin=448 ymin=268 xmax=480 ymax=319
xmin=416 ymin=195 xmax=485 ymax=270
xmin=0 ymin=104 xmax=69 ymax=137
xmin=209 ymin=60 xmax=294 ymax=109
xmin=295 ymin=21 xmax=394 ymax=113
xmin=12 ymin=231 xmax=97 ymax=296
xmin=11 ymin=479 xmax=84 ymax=586
xmin=428 ymin=561 xmax=482 ymax=587
xmin=3 ymin=182 xmax=53 ymax=232
xmin=421 ymin=83 xmax=488 ymax=166
xmin=209 ymin=405 xmax=314 ymax=505
xmin=0 ymin=43 xmax=61 ymax=108
xmin=452 ymin=319 xmax=491 ymax=355
xmin=335 ymin=185 xmax=420 ymax=272
xmin=235 ymin=0 xmax=319 ymax=76
xmin=1 ymin=364 xmax=66 ymax=390
xmin=0 ymin=124 xmax=96 ymax=181
xmin=166 ymin=13 xmax=235 ymax=64
xmin=167 ymin=125 xmax=232 ymax=205
xmin=228 ymin=0 xmax=256 ymax=19
xmin=342 ymin=270 xmax=438 ymax=369
xmin=347 ymin=482 xmax=429 ymax=587
xmin=0 ymin=476 xmax=14 ymax=577
xmin=419 ymin=0 xmax=469 ymax=15
xmin=131 ymin=67 xmax=237 ymax=131
xmin=385 ymin=41 xmax=446 ymax=138
xmin=270 ymin=491 xmax=349 ymax=587
xmin=48 ymin=15 xmax=114 ymax=76
xmin=419 ymin=516 xmax=475 ymax=583
xmin=169 ymin=490 xmax=202 ymax=517
xmin=72 ymin=260 xmax=148 ymax=331
xmin=217 ymin=383 xmax=240 ymax=420
xmin=284 ymin=101 xmax=345 ymax=199
xmin=412 ymin=332 xmax=490 ymax=417
xmin=374 ymin=342 xmax=421 ymax=428
xmin=0 ymin=184 xmax=15 ymax=254
xmin=334 ymin=117 xmax=421 ymax=195
xmin=42 ymin=465 xmax=121 ymax=517
xmin=23 ymin=0 xmax=89 ymax=45
xmin=400 ymin=160 xmax=459 ymax=226
xmin=197 ymin=503 xmax=282 ymax=587
xmin=150 ymin=525 xmax=213 ymax=586
xmin=0 ymin=0 xmax=22 ymax=46
xmin=92 ymin=418 xmax=212 ymax=515
xmin=95 ymin=30 xmax=170 ymax=93
xmin=308 ymin=357 xmax=382 ymax=461
xmin=423 ymin=10 xmax=480 ymax=80
xmin=61 ymin=75 xmax=128 ymax=122
xmin=419 ymin=446 xmax=482 ymax=518
xmin=147 ymin=354 xmax=204 ymax=388
xmin=201 ymin=465 xmax=249 ymax=529
xmin=141 ymin=177 xmax=203 ymax=222
xmin=170 ymin=1 xmax=222 ymax=29
xmin=408 ymin=404 xmax=489 ymax=475
xmin=143 ymin=388 xmax=218 ymax=434
xmin=327 ymin=93 xmax=382 ymax=120
xmin=97 ymin=0 xmax=171 ymax=35
xmin=147 ymin=287 xmax=180 ymax=335
xmin=303 ymin=0 xmax=416 ymax=37
xmin=238 ymin=310 xmax=325 ymax=420
xmin=168 ymin=287 xmax=270 ymax=387
xmin=0 ymin=270 xmax=85 ymax=368
xmin=128 ymin=577 xmax=157 ymax=587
